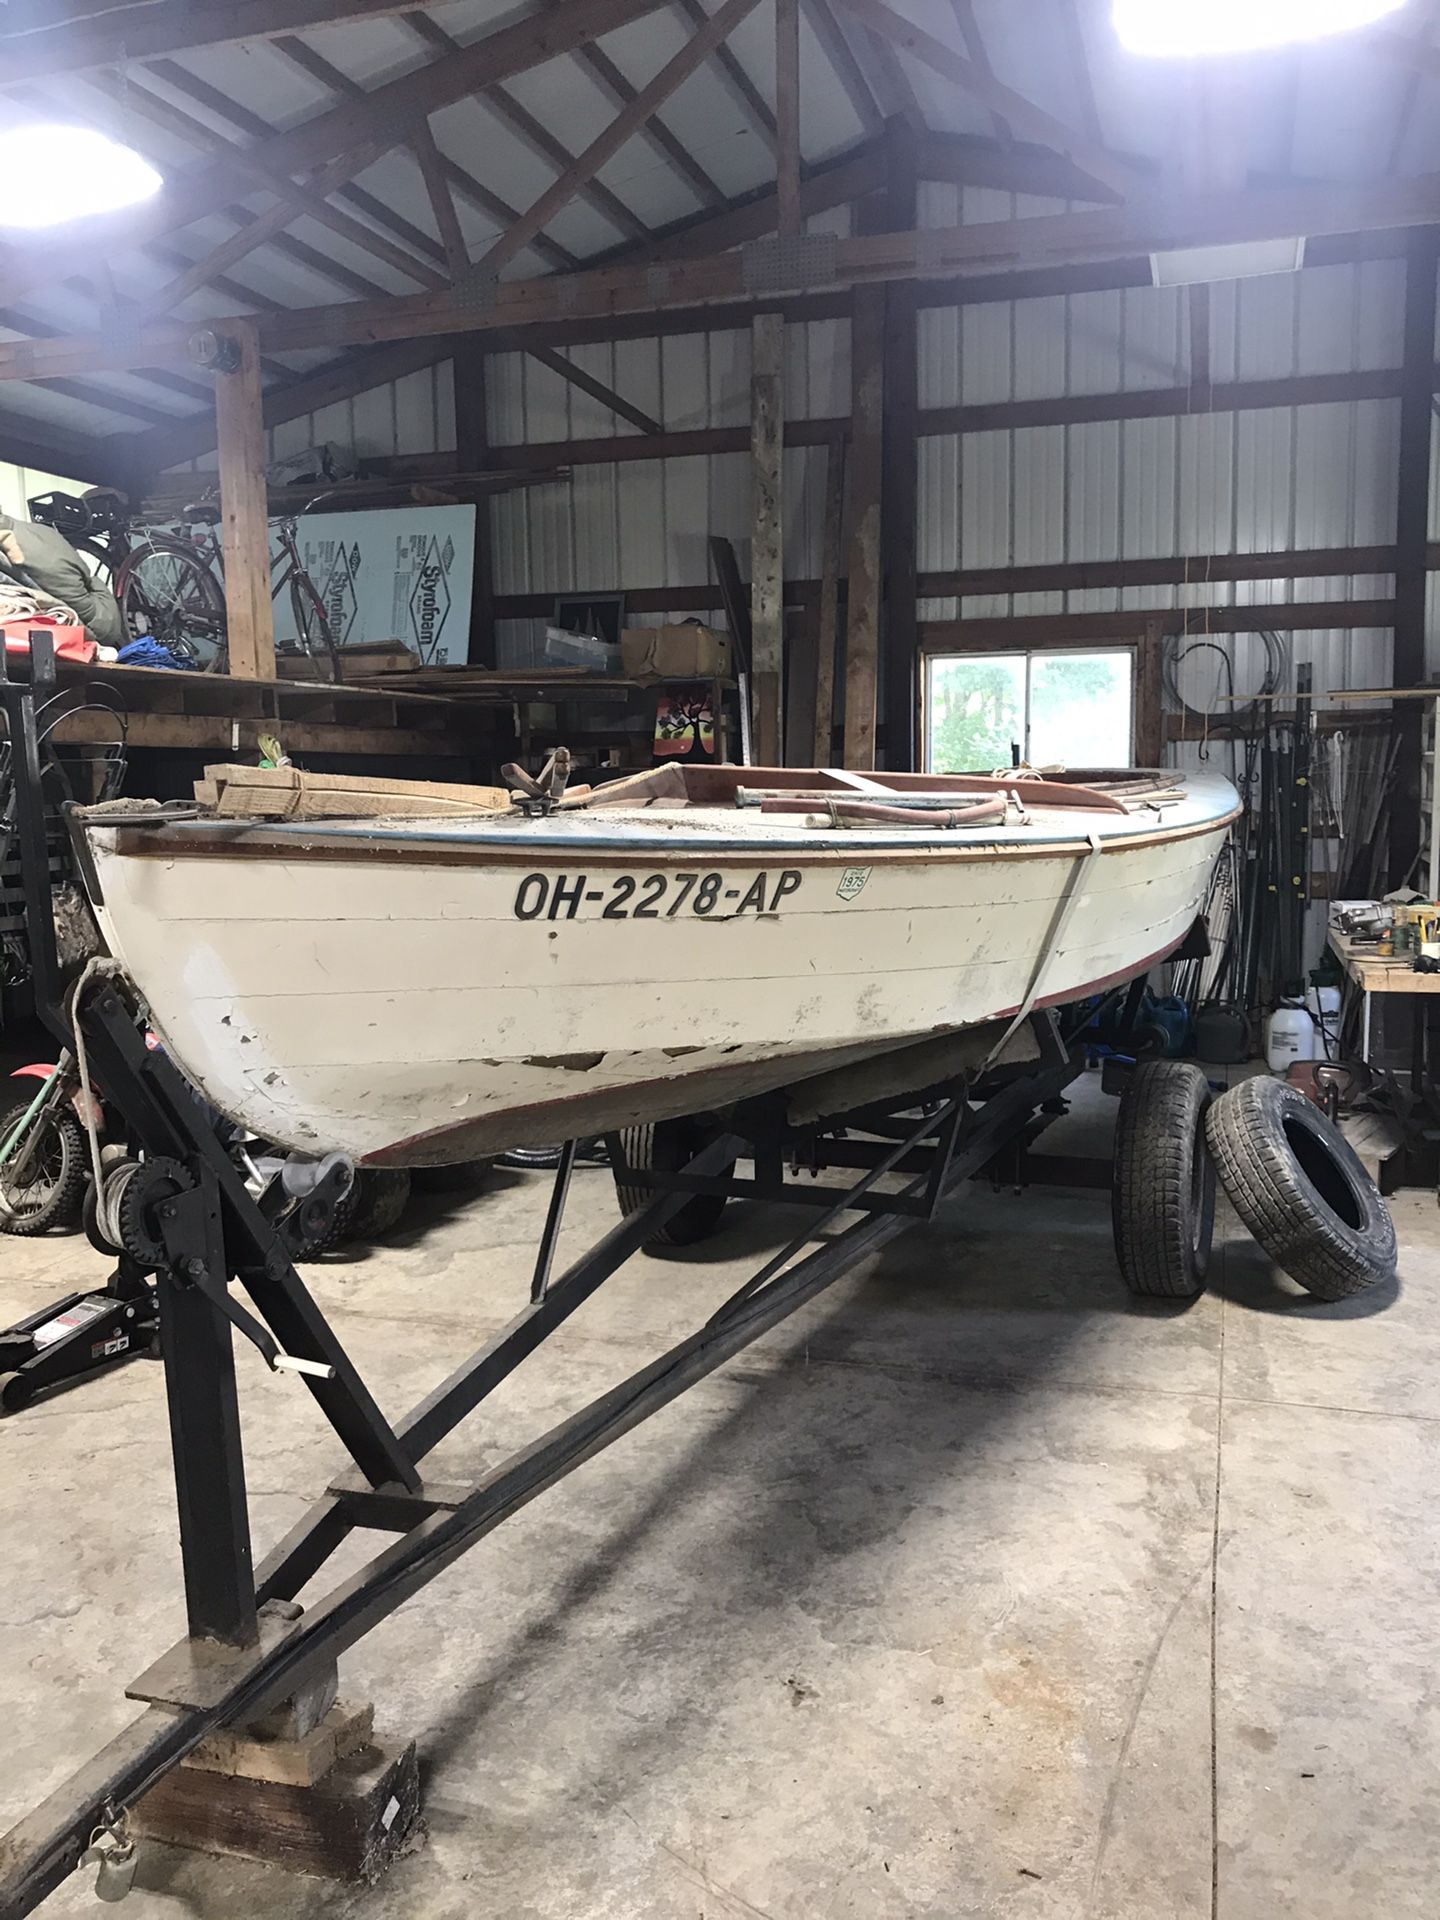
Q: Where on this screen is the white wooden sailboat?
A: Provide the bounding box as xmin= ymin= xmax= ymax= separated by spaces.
xmin=76 ymin=763 xmax=1240 ymax=1163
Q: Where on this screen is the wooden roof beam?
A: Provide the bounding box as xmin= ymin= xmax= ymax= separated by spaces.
xmin=398 ymin=14 xmax=653 ymax=247
xmin=0 ymin=406 xmax=129 ymax=486
xmin=34 ymin=74 xmax=408 ymax=306
xmin=480 ymin=0 xmax=764 ymax=277
xmin=18 ymin=169 xmax=1440 ymax=381
xmin=948 ymin=0 xmax=1012 ymax=146
xmin=834 ymin=0 xmax=1143 ymax=199
xmin=672 ymin=0 xmax=778 ymax=150
xmin=801 ymin=0 xmax=884 ymax=136
xmin=0 ymin=0 xmax=444 ymax=83
xmin=133 ymin=60 xmax=457 ymax=284
xmin=917 ymin=128 xmax=1129 ymax=202
xmin=128 ymin=145 xmax=386 ymax=324
xmin=0 ymin=0 xmax=673 ymax=306
xmin=410 ymin=120 xmax=472 ymax=281
xmin=264 ymin=34 xmax=582 ymax=270
xmin=572 ymin=39 xmax=729 ymax=208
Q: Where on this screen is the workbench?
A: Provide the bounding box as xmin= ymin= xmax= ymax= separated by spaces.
xmin=1328 ymin=927 xmax=1440 ymax=1065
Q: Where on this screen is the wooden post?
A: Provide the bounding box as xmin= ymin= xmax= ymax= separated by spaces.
xmin=454 ymin=339 xmax=497 ymax=667
xmin=214 ymin=317 xmax=274 ymax=682
xmin=880 ymin=119 xmax=919 ymax=770
xmin=1390 ymin=225 xmax=1439 ymax=885
xmin=776 ymin=0 xmax=801 ymax=236
xmin=1135 ymin=617 xmax=1166 ymax=769
xmin=843 ymin=211 xmax=885 ymax=769
xmin=812 ymin=436 xmax=846 ymax=766
xmin=750 ymin=309 xmax=785 ymax=765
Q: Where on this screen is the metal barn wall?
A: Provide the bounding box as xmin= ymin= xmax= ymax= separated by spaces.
xmin=160 ymin=194 xmax=1434 ymax=706
xmin=473 ymin=185 xmax=1423 ymax=693
xmin=917 ymin=183 xmax=1407 ymax=729
xmin=484 ymin=205 xmax=853 ymax=668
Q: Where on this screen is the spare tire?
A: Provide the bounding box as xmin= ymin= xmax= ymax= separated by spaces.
xmin=1206 ymin=1076 xmax=1397 ymax=1301
xmin=614 ymin=1117 xmax=733 ymax=1249
xmin=1112 ymin=1061 xmax=1216 ymax=1298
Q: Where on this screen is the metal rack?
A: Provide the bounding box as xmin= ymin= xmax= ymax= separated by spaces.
xmin=0 ymin=630 xmax=1088 ymax=1918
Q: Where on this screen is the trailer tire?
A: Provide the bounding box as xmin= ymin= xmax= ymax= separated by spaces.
xmin=1112 ymin=1061 xmax=1216 ymax=1298
xmin=344 ymin=1168 xmax=412 ymax=1242
xmin=1206 ymin=1076 xmax=1396 ymax=1301
xmin=614 ymin=1118 xmax=732 ymax=1248
xmin=0 ymin=1101 xmax=88 ymax=1236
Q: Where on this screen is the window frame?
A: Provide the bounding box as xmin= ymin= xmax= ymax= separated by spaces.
xmin=921 ymin=642 xmax=1138 ymax=774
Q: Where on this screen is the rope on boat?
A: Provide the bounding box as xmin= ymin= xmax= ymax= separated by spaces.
xmin=980 ymin=831 xmax=1106 ymax=1073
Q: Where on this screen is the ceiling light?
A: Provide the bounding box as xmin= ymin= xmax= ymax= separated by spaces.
xmin=1114 ymin=0 xmax=1404 ymax=57
xmin=1152 ymin=237 xmax=1307 ymax=285
xmin=0 ymin=125 xmax=162 ymax=230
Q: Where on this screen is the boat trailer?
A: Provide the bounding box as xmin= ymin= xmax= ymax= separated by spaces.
xmin=0 ymin=634 xmax=1090 ymax=1916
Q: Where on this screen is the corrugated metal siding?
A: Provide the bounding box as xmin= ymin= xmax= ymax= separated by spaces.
xmin=490 ymin=203 xmax=852 ymax=665
xmin=166 ymin=215 xmax=1436 ymax=689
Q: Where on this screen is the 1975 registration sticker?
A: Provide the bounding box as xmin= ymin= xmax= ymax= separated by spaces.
xmin=514 ymin=869 xmax=803 ymax=921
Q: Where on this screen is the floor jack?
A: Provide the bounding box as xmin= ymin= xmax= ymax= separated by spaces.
xmin=0 ymin=1256 xmax=159 ymax=1414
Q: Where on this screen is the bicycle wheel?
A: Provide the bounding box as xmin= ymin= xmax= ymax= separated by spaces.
xmin=114 ymin=536 xmax=227 ymax=670
xmin=289 ymin=569 xmax=344 ymax=684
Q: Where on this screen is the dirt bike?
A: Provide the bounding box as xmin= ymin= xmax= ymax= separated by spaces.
xmin=0 ymin=1053 xmax=97 ymax=1235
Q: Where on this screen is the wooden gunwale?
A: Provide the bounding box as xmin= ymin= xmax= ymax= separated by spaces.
xmin=107 ymin=805 xmax=1242 ymax=869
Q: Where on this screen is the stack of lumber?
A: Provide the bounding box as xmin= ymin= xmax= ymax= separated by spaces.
xmin=195 ymin=764 xmax=513 ymax=821
xmin=276 ymin=640 xmax=419 ymax=683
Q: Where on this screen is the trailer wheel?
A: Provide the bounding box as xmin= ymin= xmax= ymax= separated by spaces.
xmin=1112 ymin=1061 xmax=1216 ymax=1298
xmin=411 ymin=1159 xmax=493 ymax=1194
xmin=343 ymin=1169 xmax=412 ymax=1242
xmin=1206 ymin=1076 xmax=1396 ymax=1301
xmin=614 ymin=1119 xmax=732 ymax=1248
xmin=0 ymin=1101 xmax=88 ymax=1237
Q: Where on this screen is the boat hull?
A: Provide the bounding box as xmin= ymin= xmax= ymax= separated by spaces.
xmin=83 ymin=784 xmax=1236 ymax=1162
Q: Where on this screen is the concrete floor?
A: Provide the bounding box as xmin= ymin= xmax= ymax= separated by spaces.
xmin=1 ymin=1070 xmax=1436 ymax=1920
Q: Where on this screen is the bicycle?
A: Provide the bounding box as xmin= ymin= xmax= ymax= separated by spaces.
xmin=26 ymin=489 xmax=345 ymax=682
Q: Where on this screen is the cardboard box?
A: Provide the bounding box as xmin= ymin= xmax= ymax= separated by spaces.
xmin=621 ymin=623 xmax=731 ymax=680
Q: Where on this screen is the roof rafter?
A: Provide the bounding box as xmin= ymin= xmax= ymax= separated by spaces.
xmin=0 ymin=0 xmax=674 ymax=307
xmin=129 ymin=143 xmax=387 ymax=323
xmin=672 ymin=0 xmax=778 ymax=149
xmin=800 ymin=0 xmax=884 ymax=135
xmin=833 ymin=0 xmax=1142 ymax=198
xmin=410 ymin=120 xmax=471 ymax=281
xmin=398 ymin=14 xmax=653 ymax=248
xmin=948 ymin=0 xmax=1011 ymax=147
xmin=262 ymin=33 xmax=580 ymax=270
xmin=134 ymin=58 xmax=457 ymax=282
xmin=568 ymin=36 xmax=729 ymax=208
xmin=15 ymin=166 xmax=1440 ymax=378
xmin=40 ymin=73 xmax=405 ymax=306
xmin=0 ymin=0 xmax=443 ymax=82
xmin=479 ymin=0 xmax=764 ymax=277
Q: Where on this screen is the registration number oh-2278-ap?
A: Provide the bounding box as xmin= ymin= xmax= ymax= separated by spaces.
xmin=513 ymin=869 xmax=804 ymax=921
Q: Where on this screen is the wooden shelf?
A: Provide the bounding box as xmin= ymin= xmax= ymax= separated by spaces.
xmin=7 ymin=660 xmax=494 ymax=758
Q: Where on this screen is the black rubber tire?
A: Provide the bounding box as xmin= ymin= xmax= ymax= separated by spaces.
xmin=0 ymin=1101 xmax=88 ymax=1236
xmin=614 ymin=1118 xmax=732 ymax=1248
xmin=1206 ymin=1076 xmax=1397 ymax=1301
xmin=345 ymin=1168 xmax=412 ymax=1241
xmin=410 ymin=1159 xmax=493 ymax=1194
xmin=1112 ymin=1061 xmax=1216 ymax=1298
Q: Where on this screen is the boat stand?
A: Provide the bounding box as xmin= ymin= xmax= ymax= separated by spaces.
xmin=0 ymin=633 xmax=1084 ymax=1918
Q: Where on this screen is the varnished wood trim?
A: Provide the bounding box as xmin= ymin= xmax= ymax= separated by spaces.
xmin=104 ymin=806 xmax=1240 ymax=869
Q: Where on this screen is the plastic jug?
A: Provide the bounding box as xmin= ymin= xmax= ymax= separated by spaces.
xmin=1265 ymin=1001 xmax=1316 ymax=1072
xmin=1304 ymin=984 xmax=1341 ymax=1060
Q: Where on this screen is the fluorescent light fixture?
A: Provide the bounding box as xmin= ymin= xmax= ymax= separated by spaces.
xmin=1151 ymin=237 xmax=1307 ymax=286
xmin=1114 ymin=0 xmax=1404 ymax=57
xmin=0 ymin=125 xmax=162 ymax=229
